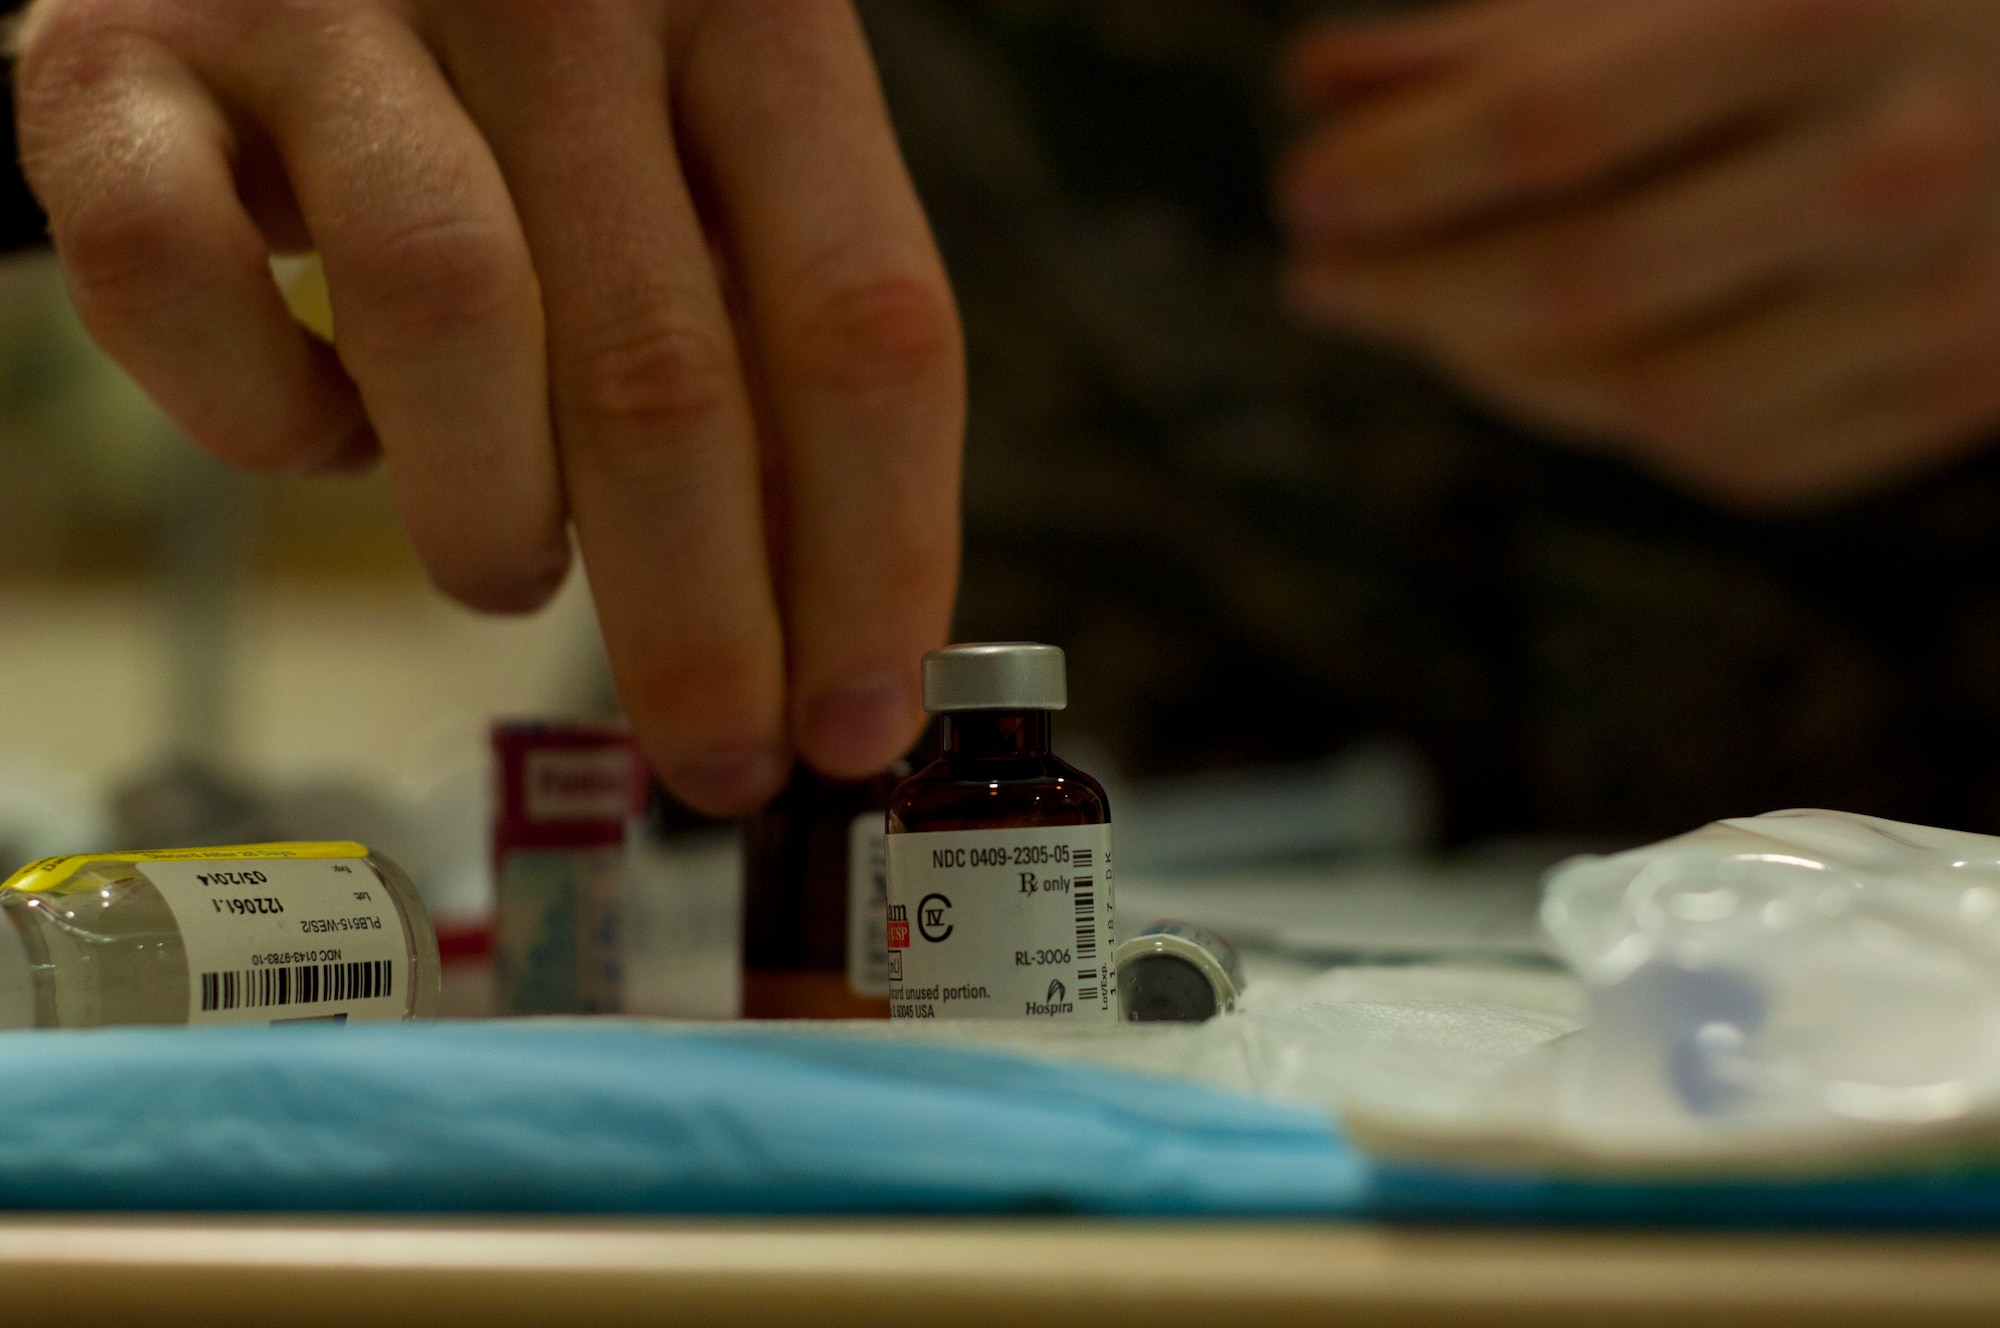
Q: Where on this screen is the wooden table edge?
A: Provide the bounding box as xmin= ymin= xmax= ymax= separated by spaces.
xmin=1 ymin=1214 xmax=1996 ymax=1326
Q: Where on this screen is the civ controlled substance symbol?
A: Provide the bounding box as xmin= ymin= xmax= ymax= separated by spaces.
xmin=917 ymin=893 xmax=954 ymax=942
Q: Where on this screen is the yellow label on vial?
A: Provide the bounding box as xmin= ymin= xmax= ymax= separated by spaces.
xmin=2 ymin=842 xmax=369 ymax=897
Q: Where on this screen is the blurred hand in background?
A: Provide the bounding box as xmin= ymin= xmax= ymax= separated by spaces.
xmin=1279 ymin=0 xmax=2000 ymax=512
xmin=9 ymin=0 xmax=963 ymax=815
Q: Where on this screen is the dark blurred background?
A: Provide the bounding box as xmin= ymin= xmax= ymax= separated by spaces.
xmin=867 ymin=0 xmax=2000 ymax=844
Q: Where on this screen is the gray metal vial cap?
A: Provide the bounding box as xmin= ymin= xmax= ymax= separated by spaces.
xmin=921 ymin=642 xmax=1068 ymax=713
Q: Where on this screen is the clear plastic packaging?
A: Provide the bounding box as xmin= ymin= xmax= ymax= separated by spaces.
xmin=1542 ymin=809 xmax=2000 ymax=1150
xmin=0 ymin=842 xmax=440 ymax=1028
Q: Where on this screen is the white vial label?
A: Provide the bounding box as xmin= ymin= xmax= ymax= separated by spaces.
xmin=139 ymin=857 xmax=413 ymax=1025
xmin=885 ymin=824 xmax=1114 ymax=1022
xmin=522 ymin=748 xmax=637 ymax=822
xmin=847 ymin=812 xmax=889 ymax=997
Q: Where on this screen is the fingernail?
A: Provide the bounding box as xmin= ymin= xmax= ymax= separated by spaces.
xmin=667 ymin=747 xmax=791 ymax=816
xmin=803 ymin=674 xmax=915 ymax=778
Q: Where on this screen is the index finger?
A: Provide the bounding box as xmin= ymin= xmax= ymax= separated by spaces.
xmin=680 ymin=2 xmax=962 ymax=780
xmin=434 ymin=7 xmax=789 ymax=815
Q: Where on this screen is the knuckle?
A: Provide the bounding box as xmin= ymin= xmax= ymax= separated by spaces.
xmin=341 ymin=217 xmax=529 ymax=349
xmin=12 ymin=5 xmax=158 ymax=190
xmin=55 ymin=184 xmax=197 ymax=314
xmin=565 ymin=318 xmax=742 ymax=451
xmin=782 ymin=273 xmax=961 ymax=393
xmin=13 ymin=0 xmax=135 ymax=83
xmin=13 ymin=0 xmax=222 ymax=116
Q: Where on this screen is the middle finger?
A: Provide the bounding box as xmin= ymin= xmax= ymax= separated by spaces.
xmin=433 ymin=4 xmax=790 ymax=815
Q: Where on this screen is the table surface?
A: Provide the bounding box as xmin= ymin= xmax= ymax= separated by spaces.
xmin=5 ymin=1215 xmax=1999 ymax=1327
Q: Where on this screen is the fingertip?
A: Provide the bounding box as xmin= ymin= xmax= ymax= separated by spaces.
xmin=797 ymin=673 xmax=923 ymax=781
xmin=663 ymin=746 xmax=793 ymax=818
xmin=429 ymin=541 xmax=573 ymax=616
xmin=408 ymin=491 xmax=573 ymax=614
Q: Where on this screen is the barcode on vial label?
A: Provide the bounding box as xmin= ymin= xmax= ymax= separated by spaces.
xmin=200 ymin=959 xmax=394 ymax=1012
xmin=1074 ymin=877 xmax=1098 ymax=970
xmin=1074 ymin=877 xmax=1101 ymax=1001
xmin=1072 ymin=849 xmax=1094 ymax=870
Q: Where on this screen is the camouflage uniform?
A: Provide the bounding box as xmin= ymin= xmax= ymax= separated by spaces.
xmin=861 ymin=0 xmax=2000 ymax=842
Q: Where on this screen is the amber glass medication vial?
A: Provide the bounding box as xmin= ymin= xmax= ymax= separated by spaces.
xmin=742 ymin=763 xmax=908 ymax=1018
xmin=886 ymin=643 xmax=1114 ymax=1022
xmin=0 ymin=842 xmax=441 ymax=1029
xmin=491 ymin=721 xmax=645 ymax=1015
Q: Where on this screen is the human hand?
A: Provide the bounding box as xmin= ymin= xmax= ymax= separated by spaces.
xmin=1278 ymin=0 xmax=2000 ymax=511
xmin=11 ymin=0 xmax=962 ymax=814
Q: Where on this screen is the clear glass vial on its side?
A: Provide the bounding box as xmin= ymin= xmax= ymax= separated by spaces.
xmin=886 ymin=643 xmax=1115 ymax=1022
xmin=1116 ymin=920 xmax=1243 ymax=1022
xmin=0 ymin=842 xmax=441 ymax=1029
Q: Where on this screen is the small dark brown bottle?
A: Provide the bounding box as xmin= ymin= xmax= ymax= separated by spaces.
xmin=886 ymin=643 xmax=1115 ymax=1022
xmin=740 ymin=763 xmax=906 ymax=1019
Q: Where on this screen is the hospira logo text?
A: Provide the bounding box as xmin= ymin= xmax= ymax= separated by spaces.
xmin=1026 ymin=978 xmax=1072 ymax=1016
